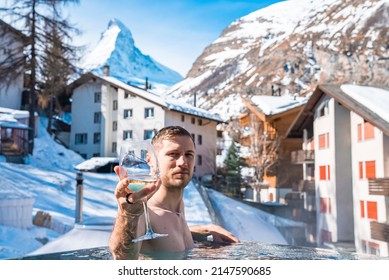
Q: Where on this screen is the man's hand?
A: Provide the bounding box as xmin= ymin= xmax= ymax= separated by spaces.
xmin=113 ymin=166 xmax=160 ymax=209
xmin=190 ymin=224 xmax=240 ymax=244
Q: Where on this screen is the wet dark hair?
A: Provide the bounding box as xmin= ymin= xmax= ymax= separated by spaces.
xmin=151 ymin=126 xmax=195 ymax=148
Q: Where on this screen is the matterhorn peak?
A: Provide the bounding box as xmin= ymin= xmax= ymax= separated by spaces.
xmin=80 ymin=18 xmax=183 ymax=90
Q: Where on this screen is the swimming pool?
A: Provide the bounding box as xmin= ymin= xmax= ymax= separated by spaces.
xmin=17 ymin=241 xmax=388 ymax=260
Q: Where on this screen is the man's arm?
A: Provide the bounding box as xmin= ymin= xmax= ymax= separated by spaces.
xmin=109 ymin=166 xmax=158 ymax=260
xmin=190 ymin=224 xmax=240 ymax=244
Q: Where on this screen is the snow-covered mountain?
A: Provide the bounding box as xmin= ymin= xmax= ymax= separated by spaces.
xmin=80 ymin=18 xmax=183 ymax=91
xmin=168 ymin=0 xmax=389 ymax=121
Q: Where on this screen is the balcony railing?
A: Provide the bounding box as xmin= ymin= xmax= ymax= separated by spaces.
xmin=368 ymin=178 xmax=389 ymax=196
xmin=370 ymin=221 xmax=389 ymax=243
xmin=291 ymin=150 xmax=315 ymax=164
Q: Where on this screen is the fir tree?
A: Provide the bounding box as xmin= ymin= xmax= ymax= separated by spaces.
xmin=223 ymin=141 xmax=243 ymax=197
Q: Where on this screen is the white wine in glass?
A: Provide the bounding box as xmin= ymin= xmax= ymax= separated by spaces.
xmin=119 ymin=139 xmax=168 ymax=242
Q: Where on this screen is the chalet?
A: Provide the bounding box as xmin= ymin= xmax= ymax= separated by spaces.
xmin=0 ymin=107 xmax=38 ymax=162
xmin=0 ymin=19 xmax=27 ymax=110
xmin=239 ymin=94 xmax=308 ymax=203
xmin=68 ymin=68 xmax=223 ymax=178
xmin=287 ymin=84 xmax=389 ymax=257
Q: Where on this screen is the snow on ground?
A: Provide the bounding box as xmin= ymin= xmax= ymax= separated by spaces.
xmin=0 ymin=117 xmax=287 ymax=259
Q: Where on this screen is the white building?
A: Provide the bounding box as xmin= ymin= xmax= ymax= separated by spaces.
xmin=0 ymin=20 xmax=26 ymax=110
xmin=288 ymin=84 xmax=389 ymax=257
xmin=68 ymin=70 xmax=223 ymax=178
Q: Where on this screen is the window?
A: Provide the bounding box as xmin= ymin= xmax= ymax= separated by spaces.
xmin=144 ymin=130 xmax=155 ymax=140
xmin=123 ymin=130 xmax=133 ymax=140
xmin=360 ymin=200 xmax=378 ymax=220
xmin=124 ymin=109 xmax=133 ymax=119
xmin=217 ymin=148 xmax=222 ymax=155
xmin=112 ymin=121 xmax=117 ymax=131
xmin=361 ymin=240 xmax=380 ymax=255
xmin=144 ymin=107 xmax=154 ymax=119
xmin=357 ymin=121 xmax=375 ymax=141
xmin=197 ymin=155 xmax=202 ymax=166
xmin=217 ymin=130 xmax=223 ymax=138
xmin=367 ymin=201 xmax=378 ymax=220
xmin=198 ymin=119 xmax=202 ymax=126
xmin=191 ymin=117 xmax=195 ymax=124
xmin=318 ymin=133 xmax=329 ymax=149
xmin=191 ymin=133 xmax=195 ymax=144
xmin=366 ymin=161 xmax=376 ymax=179
xmin=197 ymin=135 xmax=202 ymax=145
xmin=93 ymin=132 xmax=101 ymax=144
xmin=112 ymin=142 xmax=117 ymax=153
xmin=113 ymin=100 xmax=118 ymax=110
xmin=319 ymin=165 xmax=330 ymax=181
xmin=317 ymin=101 xmax=329 ymax=118
xmin=320 ymin=197 xmax=331 ymax=213
xmin=359 ymin=160 xmax=376 ymax=180
xmin=124 ymin=92 xmax=136 ymax=98
xmin=181 ymin=115 xmax=185 ymax=122
xmin=75 ymin=133 xmax=87 ymax=145
xmin=94 ymin=92 xmax=101 ymax=103
xmin=94 ymin=112 xmax=101 ymax=124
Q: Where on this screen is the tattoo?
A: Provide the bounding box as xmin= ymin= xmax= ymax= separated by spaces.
xmin=109 ymin=210 xmax=144 ymax=260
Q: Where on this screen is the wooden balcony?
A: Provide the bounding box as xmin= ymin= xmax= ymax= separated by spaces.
xmin=370 ymin=221 xmax=389 ymax=243
xmin=368 ymin=178 xmax=389 ymax=196
xmin=291 ymin=150 xmax=315 ymax=164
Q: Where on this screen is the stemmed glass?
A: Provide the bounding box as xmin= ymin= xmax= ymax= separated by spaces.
xmin=119 ymin=139 xmax=168 ymax=242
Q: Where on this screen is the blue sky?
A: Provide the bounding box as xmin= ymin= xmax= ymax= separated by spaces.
xmin=65 ymin=0 xmax=284 ymax=76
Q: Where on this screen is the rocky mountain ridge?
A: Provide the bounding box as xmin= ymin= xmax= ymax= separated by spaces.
xmin=168 ymin=0 xmax=389 ymax=121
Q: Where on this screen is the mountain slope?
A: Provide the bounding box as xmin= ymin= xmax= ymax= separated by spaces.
xmin=80 ymin=18 xmax=183 ymax=90
xmin=168 ymin=0 xmax=389 ymax=121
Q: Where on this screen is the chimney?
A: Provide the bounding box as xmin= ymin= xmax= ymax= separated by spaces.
xmin=194 ymin=92 xmax=196 ymax=107
xmin=103 ymin=65 xmax=110 ymax=76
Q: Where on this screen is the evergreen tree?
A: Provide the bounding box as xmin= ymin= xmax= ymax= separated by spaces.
xmin=223 ymin=141 xmax=243 ymax=197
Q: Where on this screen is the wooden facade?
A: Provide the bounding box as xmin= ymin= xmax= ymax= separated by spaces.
xmin=239 ymin=95 xmax=307 ymax=202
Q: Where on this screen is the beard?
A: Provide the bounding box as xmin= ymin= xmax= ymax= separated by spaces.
xmin=161 ymin=170 xmax=192 ymax=190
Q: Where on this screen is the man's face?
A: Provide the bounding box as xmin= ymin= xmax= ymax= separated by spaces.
xmin=155 ymin=136 xmax=195 ymax=190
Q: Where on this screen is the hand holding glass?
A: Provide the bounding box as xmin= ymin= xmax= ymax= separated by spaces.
xmin=119 ymin=139 xmax=168 ymax=242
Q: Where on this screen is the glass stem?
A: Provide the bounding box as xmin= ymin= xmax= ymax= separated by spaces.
xmin=142 ymin=200 xmax=154 ymax=235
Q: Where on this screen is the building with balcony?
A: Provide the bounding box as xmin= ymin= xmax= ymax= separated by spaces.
xmin=238 ymin=93 xmax=308 ymax=202
xmin=287 ymin=84 xmax=389 ymax=257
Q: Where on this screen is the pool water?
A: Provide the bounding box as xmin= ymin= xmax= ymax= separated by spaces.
xmin=17 ymin=241 xmax=388 ymax=260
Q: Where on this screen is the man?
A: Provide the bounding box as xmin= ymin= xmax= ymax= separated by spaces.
xmin=109 ymin=126 xmax=239 ymax=259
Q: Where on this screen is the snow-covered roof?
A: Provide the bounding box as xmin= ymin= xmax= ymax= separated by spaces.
xmin=99 ymin=75 xmax=223 ymax=122
xmin=248 ymin=94 xmax=308 ymax=116
xmin=341 ymin=85 xmax=389 ymax=124
xmin=75 ymin=157 xmax=118 ymax=171
xmin=0 ymin=107 xmax=29 ymax=119
xmin=0 ymin=108 xmax=29 ymax=129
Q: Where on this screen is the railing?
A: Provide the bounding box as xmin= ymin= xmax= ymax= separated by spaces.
xmin=291 ymin=150 xmax=315 ymax=164
xmin=368 ymin=178 xmax=389 ymax=196
xmin=370 ymin=221 xmax=389 ymax=243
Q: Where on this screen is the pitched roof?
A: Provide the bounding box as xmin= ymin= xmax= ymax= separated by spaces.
xmin=0 ymin=19 xmax=28 ymax=42
xmin=68 ymin=72 xmax=223 ymax=123
xmin=287 ymin=84 xmax=389 ymax=138
xmin=241 ymin=94 xmax=308 ymax=122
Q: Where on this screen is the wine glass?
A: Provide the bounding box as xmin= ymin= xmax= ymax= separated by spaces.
xmin=119 ymin=139 xmax=168 ymax=242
